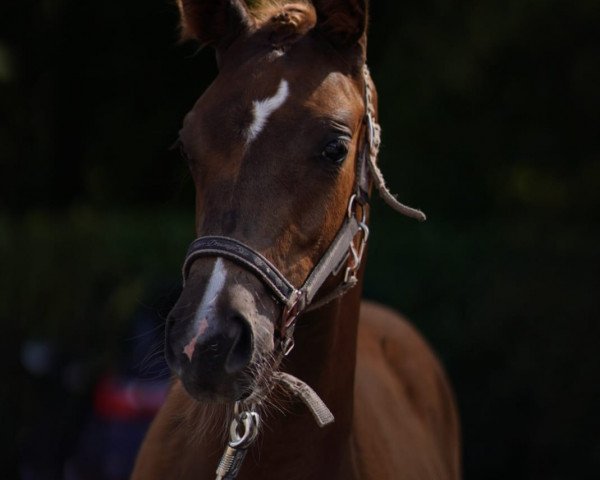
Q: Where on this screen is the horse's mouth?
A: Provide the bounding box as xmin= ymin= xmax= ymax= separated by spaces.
xmin=179 ymin=374 xmax=276 ymax=405
xmin=179 ymin=368 xmax=255 ymax=404
xmin=177 ymin=349 xmax=279 ymax=404
xmin=165 ymin=257 xmax=281 ymax=404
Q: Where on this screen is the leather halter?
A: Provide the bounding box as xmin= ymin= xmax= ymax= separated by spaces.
xmin=182 ymin=65 xmax=377 ymax=349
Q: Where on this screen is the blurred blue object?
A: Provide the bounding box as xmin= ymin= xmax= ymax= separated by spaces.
xmin=21 ymin=340 xmax=58 ymax=377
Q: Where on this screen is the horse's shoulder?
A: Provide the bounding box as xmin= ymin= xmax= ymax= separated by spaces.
xmin=358 ymin=300 xmax=435 ymax=368
xmin=353 ymin=300 xmax=461 ymax=479
xmin=356 ymin=300 xmax=453 ymax=410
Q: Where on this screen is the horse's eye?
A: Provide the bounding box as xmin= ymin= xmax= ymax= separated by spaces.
xmin=321 ymin=138 xmax=349 ymax=164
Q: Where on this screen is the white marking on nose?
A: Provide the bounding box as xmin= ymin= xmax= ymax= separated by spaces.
xmin=246 ymin=79 xmax=289 ymax=145
xmin=197 ymin=258 xmax=227 ymax=317
xmin=183 ymin=258 xmax=227 ymax=361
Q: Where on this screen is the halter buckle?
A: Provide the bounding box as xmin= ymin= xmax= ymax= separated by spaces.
xmin=280 ymin=289 xmax=304 ymax=345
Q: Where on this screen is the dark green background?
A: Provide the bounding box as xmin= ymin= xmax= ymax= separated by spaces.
xmin=1 ymin=0 xmax=599 ymax=478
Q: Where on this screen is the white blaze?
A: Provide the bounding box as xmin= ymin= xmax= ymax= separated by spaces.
xmin=246 ymin=79 xmax=289 ymax=144
xmin=196 ymin=258 xmax=227 ymax=320
xmin=183 ymin=258 xmax=227 ymax=361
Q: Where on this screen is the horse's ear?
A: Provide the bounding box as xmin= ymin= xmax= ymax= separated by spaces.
xmin=176 ymin=0 xmax=253 ymax=49
xmin=312 ymin=0 xmax=368 ymax=49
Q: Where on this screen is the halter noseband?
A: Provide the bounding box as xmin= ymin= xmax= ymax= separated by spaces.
xmin=181 ymin=65 xmax=377 ymax=351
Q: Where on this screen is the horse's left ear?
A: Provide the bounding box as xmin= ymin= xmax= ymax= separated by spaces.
xmin=312 ymin=0 xmax=368 ymax=50
xmin=176 ymin=0 xmax=253 ymax=49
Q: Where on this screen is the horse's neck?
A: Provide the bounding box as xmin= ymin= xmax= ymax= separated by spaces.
xmin=238 ymin=280 xmax=363 ymax=479
xmin=284 ymin=283 xmax=362 ymax=428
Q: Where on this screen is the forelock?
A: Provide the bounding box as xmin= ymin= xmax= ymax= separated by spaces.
xmin=250 ymin=1 xmax=317 ymax=44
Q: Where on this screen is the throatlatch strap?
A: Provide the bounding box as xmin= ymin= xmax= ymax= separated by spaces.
xmin=182 ymin=236 xmax=297 ymax=305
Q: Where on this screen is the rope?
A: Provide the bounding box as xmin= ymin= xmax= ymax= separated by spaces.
xmin=363 ymin=65 xmax=427 ymax=222
xmin=367 ymin=153 xmax=427 ymax=222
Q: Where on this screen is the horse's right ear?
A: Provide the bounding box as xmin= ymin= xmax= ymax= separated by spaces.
xmin=176 ymin=0 xmax=253 ymax=49
xmin=312 ymin=0 xmax=368 ymax=49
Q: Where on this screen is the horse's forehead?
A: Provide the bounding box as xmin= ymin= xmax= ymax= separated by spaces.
xmin=211 ymin=39 xmax=357 ymax=103
xmin=193 ymin=62 xmax=358 ymax=123
xmin=181 ymin=56 xmax=360 ymax=158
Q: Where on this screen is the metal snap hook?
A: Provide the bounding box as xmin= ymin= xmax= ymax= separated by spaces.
xmin=216 ymin=407 xmax=261 ymax=480
xmin=229 ymin=410 xmax=260 ymax=449
xmin=282 ymin=336 xmax=295 ymax=356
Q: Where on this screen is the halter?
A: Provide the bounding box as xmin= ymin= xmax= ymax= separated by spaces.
xmin=182 ymin=65 xmax=427 ymax=480
xmin=182 ymin=194 xmax=368 ymax=344
xmin=183 ymin=65 xmax=381 ymax=351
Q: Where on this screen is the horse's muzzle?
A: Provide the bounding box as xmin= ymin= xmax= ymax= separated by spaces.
xmin=165 ymin=258 xmax=276 ymax=402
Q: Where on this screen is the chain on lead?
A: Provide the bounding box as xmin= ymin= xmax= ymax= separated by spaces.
xmin=215 ymin=402 xmax=261 ymax=480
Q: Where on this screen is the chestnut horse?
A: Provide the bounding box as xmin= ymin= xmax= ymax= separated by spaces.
xmin=133 ymin=1 xmax=460 ymax=479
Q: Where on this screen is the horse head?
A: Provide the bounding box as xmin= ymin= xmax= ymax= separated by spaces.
xmin=165 ymin=0 xmax=373 ymax=403
xmin=133 ymin=5 xmax=459 ymax=478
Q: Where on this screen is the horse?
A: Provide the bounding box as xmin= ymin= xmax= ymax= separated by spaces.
xmin=133 ymin=1 xmax=460 ymax=479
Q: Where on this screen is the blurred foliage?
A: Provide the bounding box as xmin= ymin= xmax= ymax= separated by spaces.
xmin=0 ymin=208 xmax=191 ymax=351
xmin=1 ymin=0 xmax=599 ymax=479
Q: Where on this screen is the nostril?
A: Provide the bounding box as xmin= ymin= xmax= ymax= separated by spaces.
xmin=224 ymin=314 xmax=253 ymax=374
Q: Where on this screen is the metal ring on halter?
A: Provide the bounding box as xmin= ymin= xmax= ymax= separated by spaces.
xmin=347 ymin=193 xmax=368 ymax=223
xmin=356 ymin=221 xmax=370 ymax=260
xmin=343 ymin=216 xmax=370 ymax=284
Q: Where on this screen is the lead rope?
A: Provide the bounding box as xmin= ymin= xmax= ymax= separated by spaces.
xmin=214 ymin=375 xmax=334 ymax=480
xmin=304 ymin=66 xmax=426 ymax=313
xmin=213 ymin=65 xmax=425 ymax=480
xmin=215 ymin=403 xmax=261 ymax=480
xmin=362 ymin=65 xmax=426 ymax=222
